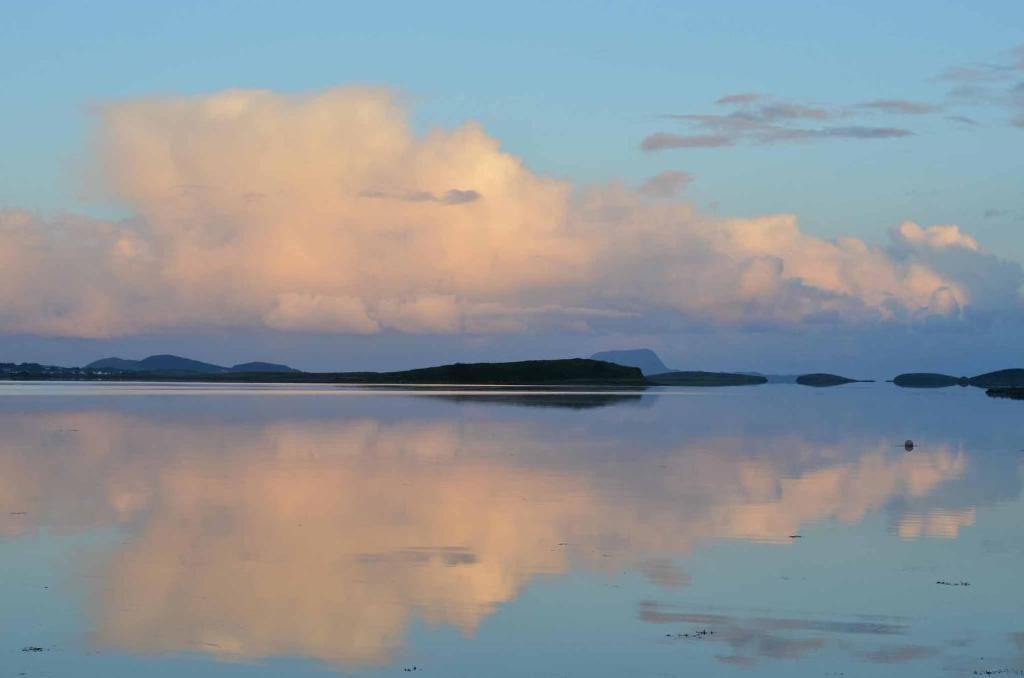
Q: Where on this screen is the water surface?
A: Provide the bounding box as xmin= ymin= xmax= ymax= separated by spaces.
xmin=2 ymin=383 xmax=1022 ymax=676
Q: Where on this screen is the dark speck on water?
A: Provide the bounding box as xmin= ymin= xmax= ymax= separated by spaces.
xmin=21 ymin=646 xmax=45 ymax=652
xmin=666 ymin=628 xmax=714 ymax=640
xmin=904 ymin=439 xmax=915 ymax=451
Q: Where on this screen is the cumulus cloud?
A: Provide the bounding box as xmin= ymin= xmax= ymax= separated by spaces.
xmin=0 ymin=87 xmax=1021 ymax=338
xmin=893 ymin=222 xmax=978 ymax=251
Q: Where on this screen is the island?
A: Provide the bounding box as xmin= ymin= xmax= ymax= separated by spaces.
xmin=893 ymin=373 xmax=970 ymax=388
xmin=796 ymin=373 xmax=871 ymax=387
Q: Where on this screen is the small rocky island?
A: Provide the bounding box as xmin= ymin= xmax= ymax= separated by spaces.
xmin=795 ymin=373 xmax=871 ymax=387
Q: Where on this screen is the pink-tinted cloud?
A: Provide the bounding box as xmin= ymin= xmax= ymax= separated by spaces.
xmin=638 ymin=169 xmax=692 ymax=198
xmin=0 ymin=88 xmax=1020 ymax=338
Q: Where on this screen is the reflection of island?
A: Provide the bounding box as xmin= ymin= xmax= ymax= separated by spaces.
xmin=986 ymin=387 xmax=1024 ymax=401
xmin=424 ymin=392 xmax=646 ymax=409
xmin=0 ymin=405 xmax=983 ymax=668
xmin=648 ymin=371 xmax=766 ymax=386
xmin=796 ymin=373 xmax=871 ymax=387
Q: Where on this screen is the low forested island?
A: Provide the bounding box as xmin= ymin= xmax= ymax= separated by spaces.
xmin=796 ymin=373 xmax=871 ymax=387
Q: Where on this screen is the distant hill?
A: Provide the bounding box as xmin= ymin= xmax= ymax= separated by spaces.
xmin=796 ymin=373 xmax=870 ymax=387
xmin=230 ymin=362 xmax=299 ymax=373
xmin=87 ymin=354 xmax=227 ymax=374
xmin=589 ymin=349 xmax=669 ymax=376
xmin=86 ymin=355 xmax=299 ymax=375
xmin=86 ymin=357 xmax=148 ymax=371
xmin=135 ymin=354 xmax=228 ymax=374
xmin=647 ymin=371 xmax=766 ymax=386
xmin=894 ymin=369 xmax=1024 ymax=389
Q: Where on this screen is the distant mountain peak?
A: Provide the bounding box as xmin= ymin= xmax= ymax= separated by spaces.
xmin=589 ymin=348 xmax=670 ymax=376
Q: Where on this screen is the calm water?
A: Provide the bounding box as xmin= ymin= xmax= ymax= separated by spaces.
xmin=2 ymin=382 xmax=1023 ymax=676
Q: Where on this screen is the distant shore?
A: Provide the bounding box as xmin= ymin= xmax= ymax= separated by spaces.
xmin=3 ymin=356 xmax=1022 ymax=393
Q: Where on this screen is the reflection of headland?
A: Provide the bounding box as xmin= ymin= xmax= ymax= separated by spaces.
xmin=422 ymin=391 xmax=647 ymax=409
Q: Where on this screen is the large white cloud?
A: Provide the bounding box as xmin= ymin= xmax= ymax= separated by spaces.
xmin=0 ymin=87 xmax=1020 ymax=338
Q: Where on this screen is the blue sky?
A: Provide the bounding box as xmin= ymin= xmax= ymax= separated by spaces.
xmin=3 ymin=1 xmax=1021 ymax=248
xmin=0 ymin=1 xmax=1022 ymax=369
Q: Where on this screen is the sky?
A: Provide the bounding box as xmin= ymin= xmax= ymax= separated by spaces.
xmin=1 ymin=1 xmax=1022 ymax=374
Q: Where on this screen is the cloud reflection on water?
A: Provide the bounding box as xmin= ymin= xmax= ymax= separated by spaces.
xmin=0 ymin=404 xmax=981 ymax=667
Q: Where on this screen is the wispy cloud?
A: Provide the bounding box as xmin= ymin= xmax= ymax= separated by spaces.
xmin=857 ymin=99 xmax=941 ymax=115
xmin=638 ymin=169 xmax=692 ymax=198
xmin=938 ymin=44 xmax=1024 ymax=128
xmin=648 ymin=47 xmax=1024 ymax=154
xmin=716 ymin=92 xmax=761 ymax=105
xmin=644 ymin=95 xmax=913 ymax=151
xmin=947 ymin=114 xmax=979 ymax=126
xmin=641 ymin=133 xmax=733 ymax=150
xmin=938 ymin=44 xmax=1024 ymax=83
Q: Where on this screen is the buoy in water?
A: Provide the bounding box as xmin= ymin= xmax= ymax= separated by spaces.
xmin=904 ymin=439 xmax=915 ymax=451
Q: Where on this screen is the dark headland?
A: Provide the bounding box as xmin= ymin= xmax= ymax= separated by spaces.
xmin=2 ymin=356 xmax=647 ymax=386
xmin=589 ymin=349 xmax=669 ymax=375
xmin=894 ymin=369 xmax=1024 ymax=390
xmin=591 ymin=348 xmax=767 ymax=385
